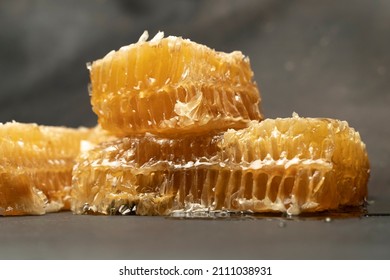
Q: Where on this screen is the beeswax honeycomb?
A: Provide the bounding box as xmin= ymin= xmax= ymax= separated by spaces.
xmin=71 ymin=116 xmax=370 ymax=215
xmin=0 ymin=122 xmax=99 ymax=216
xmin=89 ymin=31 xmax=263 ymax=137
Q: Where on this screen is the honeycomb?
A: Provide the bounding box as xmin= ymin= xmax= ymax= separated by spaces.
xmin=0 ymin=122 xmax=102 ymax=216
xmin=71 ymin=115 xmax=370 ymax=215
xmin=89 ymin=31 xmax=263 ymax=137
xmin=1 ymin=32 xmax=370 ymax=217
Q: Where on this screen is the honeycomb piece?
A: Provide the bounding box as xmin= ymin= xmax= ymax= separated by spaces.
xmin=71 ymin=133 xmax=221 ymax=215
xmin=219 ymin=116 xmax=370 ymax=214
xmin=0 ymin=122 xmax=97 ymax=216
xmin=89 ymin=31 xmax=263 ymax=137
xmin=71 ymin=116 xmax=369 ymax=216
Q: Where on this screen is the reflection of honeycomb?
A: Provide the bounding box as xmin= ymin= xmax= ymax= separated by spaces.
xmin=89 ymin=31 xmax=263 ymax=137
xmin=0 ymin=123 xmax=101 ymax=216
xmin=71 ymin=116 xmax=370 ymax=215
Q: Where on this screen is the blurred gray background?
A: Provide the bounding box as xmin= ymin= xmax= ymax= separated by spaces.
xmin=0 ymin=0 xmax=389 ymax=259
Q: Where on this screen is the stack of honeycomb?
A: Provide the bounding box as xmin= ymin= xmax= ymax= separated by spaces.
xmin=0 ymin=31 xmax=369 ymax=216
xmin=71 ymin=31 xmax=370 ymax=216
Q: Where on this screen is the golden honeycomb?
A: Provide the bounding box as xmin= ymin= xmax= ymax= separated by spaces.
xmin=71 ymin=115 xmax=370 ymax=215
xmin=89 ymin=31 xmax=263 ymax=137
xmin=0 ymin=122 xmax=103 ymax=216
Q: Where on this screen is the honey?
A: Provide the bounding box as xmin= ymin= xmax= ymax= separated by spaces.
xmin=1 ymin=32 xmax=369 ymax=217
xmin=71 ymin=116 xmax=370 ymax=215
xmin=0 ymin=122 xmax=104 ymax=216
xmin=89 ymin=31 xmax=263 ymax=137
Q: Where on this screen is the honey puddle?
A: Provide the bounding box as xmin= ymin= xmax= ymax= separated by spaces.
xmin=166 ymin=204 xmax=390 ymax=221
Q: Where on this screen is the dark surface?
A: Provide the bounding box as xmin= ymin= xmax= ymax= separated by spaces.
xmin=0 ymin=212 xmax=389 ymax=260
xmin=0 ymin=0 xmax=389 ymax=259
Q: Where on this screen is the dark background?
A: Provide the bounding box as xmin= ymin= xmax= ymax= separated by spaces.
xmin=0 ymin=0 xmax=389 ymax=259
